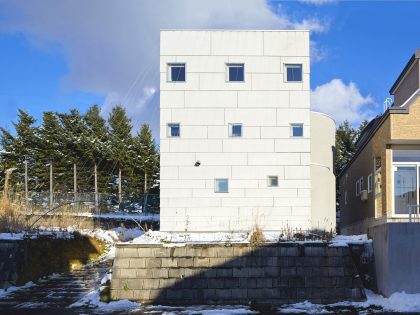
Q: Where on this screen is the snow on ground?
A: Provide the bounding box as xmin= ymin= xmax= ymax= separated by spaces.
xmin=329 ymin=234 xmax=371 ymax=247
xmin=0 ymin=281 xmax=35 ymax=298
xmin=147 ymin=305 xmax=258 ymax=315
xmin=278 ymin=290 xmax=420 ymax=314
xmin=68 ymin=290 xmax=140 ymax=312
xmin=129 ymin=230 xmax=371 ymax=247
xmin=0 ymin=230 xmax=75 ymax=241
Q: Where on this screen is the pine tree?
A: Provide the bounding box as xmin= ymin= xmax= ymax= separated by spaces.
xmin=107 ymin=106 xmax=134 ymax=201
xmin=84 ymin=105 xmax=111 ymax=194
xmin=34 ymin=112 xmax=65 ymax=193
xmin=335 ymin=120 xmax=358 ymax=174
xmin=12 ymin=110 xmax=39 ymax=193
xmin=133 ymin=124 xmax=159 ymax=194
xmin=0 ymin=127 xmax=17 ymax=191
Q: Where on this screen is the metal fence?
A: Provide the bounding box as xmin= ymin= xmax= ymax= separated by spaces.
xmin=4 ymin=191 xmax=160 ymax=215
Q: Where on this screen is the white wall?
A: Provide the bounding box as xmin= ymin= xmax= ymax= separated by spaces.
xmin=160 ymin=30 xmax=311 ymax=232
xmin=310 ymin=112 xmax=336 ymax=232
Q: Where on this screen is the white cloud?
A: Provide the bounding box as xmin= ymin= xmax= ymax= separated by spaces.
xmin=0 ymin=0 xmax=330 ymax=138
xmin=299 ymin=0 xmax=336 ymax=5
xmin=311 ymin=79 xmax=377 ymax=125
xmin=310 ymin=40 xmax=328 ymax=63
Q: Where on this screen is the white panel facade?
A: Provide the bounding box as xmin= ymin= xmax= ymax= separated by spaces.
xmin=160 ymin=30 xmax=312 ymax=232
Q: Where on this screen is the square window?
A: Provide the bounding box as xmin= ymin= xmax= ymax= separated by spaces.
xmin=168 ymin=63 xmax=185 ymax=82
xmin=285 ymin=64 xmax=302 ymax=82
xmin=215 ymin=179 xmax=229 ymax=193
xmin=291 ymin=124 xmax=303 ymax=137
xmin=227 ymin=63 xmax=244 ymax=82
xmin=268 ymin=176 xmax=279 ymax=187
xmin=167 ymin=123 xmax=180 ymax=137
xmin=229 ymin=124 xmax=242 ymax=137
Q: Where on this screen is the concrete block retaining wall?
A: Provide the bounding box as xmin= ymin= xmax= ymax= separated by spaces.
xmin=110 ymin=243 xmax=365 ymax=305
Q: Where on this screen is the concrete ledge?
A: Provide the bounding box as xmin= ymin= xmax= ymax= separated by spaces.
xmin=111 ymin=243 xmax=365 ymax=305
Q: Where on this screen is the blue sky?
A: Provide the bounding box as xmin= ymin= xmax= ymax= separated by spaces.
xmin=0 ymin=0 xmax=419 ymax=140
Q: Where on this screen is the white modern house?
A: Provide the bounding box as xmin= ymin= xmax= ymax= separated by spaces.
xmin=159 ymin=30 xmax=335 ymax=233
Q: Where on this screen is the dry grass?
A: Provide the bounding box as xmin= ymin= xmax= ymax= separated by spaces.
xmin=0 ymin=193 xmax=30 ymax=233
xmin=249 ymin=224 xmax=266 ymax=246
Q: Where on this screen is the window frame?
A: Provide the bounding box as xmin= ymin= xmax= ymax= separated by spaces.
xmin=226 ymin=63 xmax=245 ymax=82
xmin=367 ymin=174 xmax=373 ymax=193
xmin=229 ymin=123 xmax=242 ymax=138
xmin=267 ymin=175 xmax=279 ymax=187
xmin=214 ymin=178 xmax=229 ymax=193
xmin=290 ymin=123 xmax=304 ymax=137
xmin=167 ymin=63 xmax=186 ymax=82
xmin=284 ymin=64 xmax=303 ymax=83
xmin=167 ymin=123 xmax=181 ymax=138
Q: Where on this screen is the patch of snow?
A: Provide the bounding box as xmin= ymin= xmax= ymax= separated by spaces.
xmin=330 ymin=234 xmax=371 ymax=247
xmin=68 ymin=290 xmax=140 ymax=312
xmin=0 ymin=281 xmax=36 ymax=298
xmin=148 ymin=305 xmax=257 ymax=315
xmin=278 ymin=290 xmax=420 ymax=314
xmin=0 ymin=231 xmax=75 ymax=241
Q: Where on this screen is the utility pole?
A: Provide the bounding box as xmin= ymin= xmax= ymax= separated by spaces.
xmin=94 ymin=163 xmax=98 ymax=212
xmin=49 ymin=161 xmax=53 ymax=210
xmin=73 ymin=163 xmax=77 ymax=205
xmin=24 ymin=160 xmax=28 ymax=206
xmin=118 ymin=168 xmax=122 ymax=204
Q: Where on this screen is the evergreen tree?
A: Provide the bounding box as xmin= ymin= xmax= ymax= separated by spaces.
xmin=107 ymin=106 xmax=134 ymax=200
xmin=34 ymin=112 xmax=65 ymax=192
xmin=0 ymin=127 xmax=17 ymax=191
xmin=335 ymin=120 xmax=358 ymax=174
xmin=133 ymin=124 xmax=159 ymax=194
xmin=84 ymin=105 xmax=111 ymax=193
xmin=11 ymin=110 xmax=38 ymax=192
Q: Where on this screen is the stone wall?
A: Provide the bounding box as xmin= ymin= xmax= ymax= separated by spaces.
xmin=111 ymin=243 xmax=365 ymax=305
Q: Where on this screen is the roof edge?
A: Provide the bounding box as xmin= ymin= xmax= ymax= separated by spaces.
xmin=389 ymin=49 xmax=420 ymax=94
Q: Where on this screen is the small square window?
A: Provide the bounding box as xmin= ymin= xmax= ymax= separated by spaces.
xmin=229 ymin=124 xmax=242 ymax=137
xmin=167 ymin=123 xmax=180 ymax=137
xmin=215 ymin=178 xmax=229 ymax=193
xmin=168 ymin=63 xmax=185 ymax=82
xmin=291 ymin=124 xmax=303 ymax=137
xmin=367 ymin=174 xmax=373 ymax=193
xmin=285 ymin=64 xmax=302 ymax=82
xmin=268 ymin=176 xmax=279 ymax=187
xmin=227 ymin=63 xmax=244 ymax=82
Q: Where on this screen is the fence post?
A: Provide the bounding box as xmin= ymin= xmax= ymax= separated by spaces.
xmin=94 ymin=163 xmax=98 ymax=213
xmin=49 ymin=161 xmax=53 ymax=210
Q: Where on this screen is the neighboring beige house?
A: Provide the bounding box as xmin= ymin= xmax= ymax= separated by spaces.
xmin=339 ymin=49 xmax=420 ymax=235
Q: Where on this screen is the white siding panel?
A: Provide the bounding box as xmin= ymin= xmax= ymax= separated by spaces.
xmin=172 ymin=108 xmax=225 ymax=125
xmin=160 ymin=91 xmax=185 ymax=108
xmin=263 ymin=32 xmax=289 ymax=56
xmin=195 ymin=153 xmax=248 ymax=165
xmin=248 ymin=153 xmax=300 ymax=165
xmin=225 ymin=108 xmax=276 ymax=126
xmin=185 ymin=91 xmax=237 ymax=108
xmin=178 ymin=165 xmax=231 ymax=180
xmin=170 ymin=139 xmax=222 ymax=152
xmin=223 ymin=139 xmax=274 ymax=152
xmin=237 ymin=91 xmax=289 ymax=108
xmin=211 ymin=31 xmax=263 ymax=55
xmin=232 ymin=166 xmax=285 ymax=179
xmin=284 ymin=166 xmax=310 ymax=179
xmin=161 ymin=30 xmax=211 ymax=55
xmin=275 ymin=139 xmax=310 ymax=153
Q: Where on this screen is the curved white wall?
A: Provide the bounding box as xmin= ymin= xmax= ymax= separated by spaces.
xmin=310 ymin=111 xmax=336 ymax=231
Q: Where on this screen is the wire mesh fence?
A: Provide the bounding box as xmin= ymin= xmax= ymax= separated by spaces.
xmin=5 ymin=191 xmax=160 ymax=215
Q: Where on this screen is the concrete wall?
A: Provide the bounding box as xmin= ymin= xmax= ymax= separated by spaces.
xmin=111 ymin=243 xmax=365 ymax=305
xmin=310 ymin=112 xmax=336 ymax=231
xmin=160 ymin=30 xmax=312 ymax=232
xmin=371 ymin=223 xmax=420 ymax=296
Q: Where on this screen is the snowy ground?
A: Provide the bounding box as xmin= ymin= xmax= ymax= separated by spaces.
xmin=128 ymin=230 xmax=370 ymax=248
xmin=2 ymin=227 xmax=419 ymax=314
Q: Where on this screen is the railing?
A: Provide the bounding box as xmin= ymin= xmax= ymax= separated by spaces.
xmin=408 ymin=205 xmax=420 ymax=222
xmin=3 ymin=191 xmax=160 ymax=215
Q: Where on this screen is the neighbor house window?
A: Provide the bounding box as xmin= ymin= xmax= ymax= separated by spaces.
xmin=291 ymin=124 xmax=303 ymax=137
xmin=226 ymin=63 xmax=244 ymax=82
xmin=167 ymin=123 xmax=180 ymax=137
xmin=229 ymin=124 xmax=242 ymax=137
xmin=267 ymin=176 xmax=279 ymax=187
xmin=167 ymin=63 xmax=185 ymax=82
xmin=367 ymin=174 xmax=373 ymax=193
xmin=215 ymin=179 xmax=229 ymax=193
xmin=285 ymin=64 xmax=302 ymax=82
